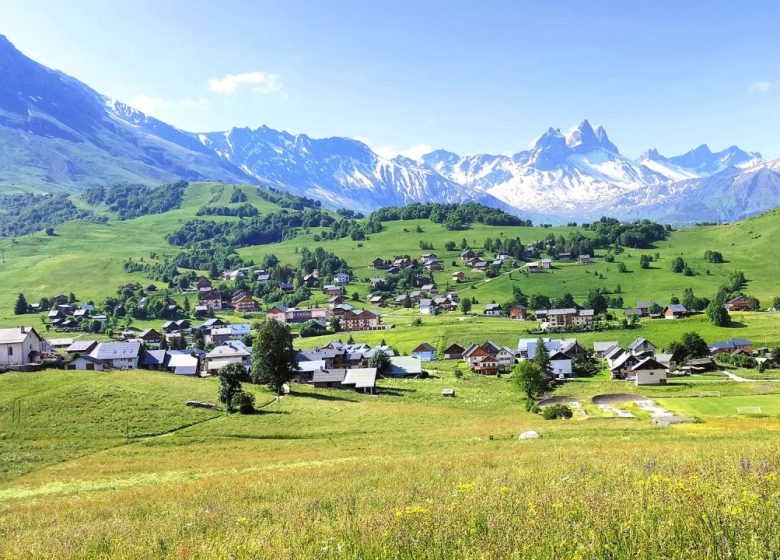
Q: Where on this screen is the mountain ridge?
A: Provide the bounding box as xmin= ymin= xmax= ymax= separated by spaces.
xmin=0 ymin=34 xmax=779 ymax=223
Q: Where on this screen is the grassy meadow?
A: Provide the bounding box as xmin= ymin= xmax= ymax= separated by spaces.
xmin=4 ymin=368 xmax=780 ymax=558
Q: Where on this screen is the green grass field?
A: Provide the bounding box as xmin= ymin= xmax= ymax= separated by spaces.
xmin=4 ymin=368 xmax=780 ymax=558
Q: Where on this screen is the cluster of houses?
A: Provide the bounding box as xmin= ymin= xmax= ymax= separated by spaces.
xmin=295 ymin=341 xmax=424 ymax=393
xmin=266 ymin=302 xmax=385 ymax=331
xmin=194 ymin=276 xmax=259 ymax=315
xmin=458 ymin=249 xmax=516 ymax=273
xmin=46 ymin=297 xmax=108 ymax=331
xmin=623 ymin=300 xmax=688 ymax=320
xmin=525 ymin=253 xmax=591 ymax=272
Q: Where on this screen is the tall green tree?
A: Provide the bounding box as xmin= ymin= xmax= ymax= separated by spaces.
xmin=13 ymin=293 xmax=28 ymax=315
xmin=218 ymin=363 xmax=250 ymax=413
xmin=513 ymin=360 xmax=546 ymax=400
xmin=370 ymin=349 xmax=392 ymax=376
xmin=460 ymin=298 xmax=472 ymax=315
xmin=533 ymin=337 xmax=550 ymax=372
xmin=251 ymin=319 xmax=298 ymax=394
xmin=706 ymin=300 xmax=730 ymax=327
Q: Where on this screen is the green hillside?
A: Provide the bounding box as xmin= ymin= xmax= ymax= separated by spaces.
xmin=0 ymin=180 xmax=778 ymax=342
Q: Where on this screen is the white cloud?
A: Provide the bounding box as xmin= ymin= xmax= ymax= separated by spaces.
xmin=207 ymin=71 xmax=282 ymax=95
xmin=128 ymin=95 xmax=209 ymax=116
xmin=749 ymin=81 xmax=772 ymax=93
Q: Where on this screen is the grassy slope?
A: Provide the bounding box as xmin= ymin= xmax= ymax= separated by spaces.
xmin=4 ymin=369 xmax=780 ymax=558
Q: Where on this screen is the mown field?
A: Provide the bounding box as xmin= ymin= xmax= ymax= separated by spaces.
xmin=4 ymin=368 xmax=780 ymax=558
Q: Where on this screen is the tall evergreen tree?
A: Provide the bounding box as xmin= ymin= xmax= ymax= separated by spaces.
xmin=251 ymin=319 xmax=297 ymax=394
xmin=533 ymin=337 xmax=550 ymax=372
xmin=13 ymin=293 xmax=27 ymax=315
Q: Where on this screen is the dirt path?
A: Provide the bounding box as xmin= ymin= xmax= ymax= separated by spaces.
xmin=596 ymin=403 xmax=635 ymax=417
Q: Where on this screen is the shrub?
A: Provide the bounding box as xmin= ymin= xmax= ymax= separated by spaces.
xmin=542 ymin=404 xmax=573 ymax=420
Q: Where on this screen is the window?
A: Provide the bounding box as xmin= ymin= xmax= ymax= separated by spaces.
xmin=8 ymin=347 xmax=13 ymax=356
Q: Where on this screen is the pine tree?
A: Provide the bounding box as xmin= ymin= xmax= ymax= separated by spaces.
xmin=13 ymin=293 xmax=28 ymax=315
xmin=533 ymin=337 xmax=550 ymax=372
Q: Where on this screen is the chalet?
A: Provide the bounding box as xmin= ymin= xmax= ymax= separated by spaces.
xmin=409 ymin=290 xmax=424 ymax=302
xmin=452 ymin=271 xmax=466 ymax=283
xmin=421 ymin=253 xmax=438 ymax=261
xmin=266 ymin=306 xmax=329 ymax=325
xmin=604 ymin=346 xmax=626 ymax=369
xmin=446 ymin=291 xmax=460 ymax=303
xmin=624 ymin=308 xmax=641 ymax=318
xmin=709 ymin=338 xmax=755 ymax=355
xmin=204 ymin=344 xmax=252 ymax=375
xmin=341 ymin=367 xmax=378 ymax=393
xmin=369 ymin=277 xmax=386 ymax=288
xmin=231 ymin=291 xmax=259 ymax=313
xmin=165 ymin=351 xmax=201 ymax=376
xmin=462 ymin=344 xmax=490 ymax=369
xmin=302 ymin=274 xmax=319 ymax=288
xmin=333 ymin=273 xmax=351 ymax=285
xmin=411 ymin=343 xmax=436 ymax=362
xmin=146 ymin=284 xmax=158 ymax=292
xmin=392 ymin=257 xmax=413 ymax=269
xmin=424 ymin=260 xmax=442 ymax=271
xmin=368 ymin=295 xmax=387 ymax=308
xmin=256 ymin=272 xmax=271 ymax=283
xmin=329 ymin=295 xmax=345 ymax=307
xmin=655 ymin=353 xmax=676 ymax=371
xmin=593 ymin=341 xmax=619 ymax=358
xmin=419 ymin=298 xmax=436 ymax=315
xmin=205 ymin=324 xmax=251 ymax=346
xmin=162 ymin=320 xmax=190 ymax=334
xmin=473 ymin=261 xmax=489 ymax=272
xmin=73 ymin=308 xmax=89 ymax=319
xmin=119 ymin=330 xmax=136 ymax=341
xmin=631 ymin=357 xmax=668 ymax=385
xmin=420 ymin=283 xmax=437 ymax=293
xmin=635 ymin=301 xmax=651 ymax=317
xmin=323 ymin=285 xmax=344 ymax=298
xmin=558 ymin=252 xmax=573 ymax=261
xmin=628 ymin=337 xmax=656 ymax=358
xmin=684 ymin=357 xmax=717 ymax=374
xmin=481 ymin=340 xmax=502 ymax=356
xmin=194 ymin=318 xmax=227 ymax=334
xmin=140 ymin=349 xmax=167 ymax=371
xmin=386 ymin=266 xmax=399 ymax=274
xmin=394 ymin=294 xmax=409 ymax=307
xmin=724 ymin=296 xmax=754 ymax=312
xmin=66 ymin=355 xmax=103 ymax=371
xmin=546 ymin=308 xmax=577 ymax=329
xmin=578 ymin=254 xmax=591 ymax=264
xmin=138 ymin=328 xmax=162 ymax=344
xmin=312 ymin=369 xmax=346 ymax=389
xmin=535 ymin=309 xmax=548 ymax=322
xmin=197 ymin=276 xmax=212 ymax=292
xmin=341 ymin=309 xmax=382 ymax=331
xmin=47 ymin=337 xmax=73 ymax=350
xmin=88 ymin=341 xmax=142 ymax=370
xmin=298 ymin=348 xmax=346 ymax=370
xmin=610 ymin=352 xmax=642 ymax=379
xmin=517 ymin=338 xmax=585 ymax=362
xmin=332 ymin=304 xmax=355 ymax=317
xmin=433 ymin=296 xmax=457 ymax=312
xmin=442 ymin=342 xmax=466 ymax=360
xmin=547 ymin=351 xmax=574 ymax=378
xmin=460 ymin=249 xmax=475 ymax=260
xmin=387 ymin=356 xmax=423 ymax=377
xmin=372 ymin=257 xmax=386 ymax=270
xmin=663 ymin=304 xmax=687 ymax=319
xmin=495 ymin=346 xmax=517 ymax=368
xmin=572 ymin=309 xmax=595 ymax=327
xmin=484 ymin=303 xmax=503 ymax=317
xmin=0 ymin=327 xmax=44 ymax=369
xmin=526 ymin=262 xmax=540 ymax=273
xmin=48 ymin=309 xmax=64 ymax=321
xmin=65 ymin=340 xmax=98 ymax=357
xmin=198 ymin=290 xmax=223 ymax=310
xmin=279 ymin=282 xmax=294 ymax=293
xmin=471 ymin=355 xmax=501 ymax=375
xmin=508 ymin=304 xmax=528 ymax=320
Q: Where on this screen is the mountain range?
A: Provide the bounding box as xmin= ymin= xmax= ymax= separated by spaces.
xmin=0 ymin=33 xmax=778 ymax=224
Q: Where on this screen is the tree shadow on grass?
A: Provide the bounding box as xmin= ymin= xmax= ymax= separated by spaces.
xmin=289 ymin=391 xmax=359 ymax=403
xmin=725 ymin=321 xmax=748 ymax=329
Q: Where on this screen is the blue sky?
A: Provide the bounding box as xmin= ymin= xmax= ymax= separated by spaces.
xmin=2 ymin=0 xmax=780 ymax=159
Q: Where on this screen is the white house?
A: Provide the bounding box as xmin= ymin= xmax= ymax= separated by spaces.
xmin=631 ymin=357 xmax=668 ymax=385
xmin=88 ymin=341 xmax=142 ymax=370
xmin=548 ymin=351 xmax=574 ymax=378
xmin=411 ymin=343 xmax=436 ymax=362
xmin=204 ymin=344 xmax=251 ymax=374
xmin=0 ymin=327 xmax=44 ymax=368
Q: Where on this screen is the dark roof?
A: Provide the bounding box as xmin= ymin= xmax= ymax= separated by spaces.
xmin=413 ymin=343 xmax=436 ymax=353
xmin=312 ymin=369 xmax=347 ymax=383
xmin=140 ymin=350 xmax=167 ymax=366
